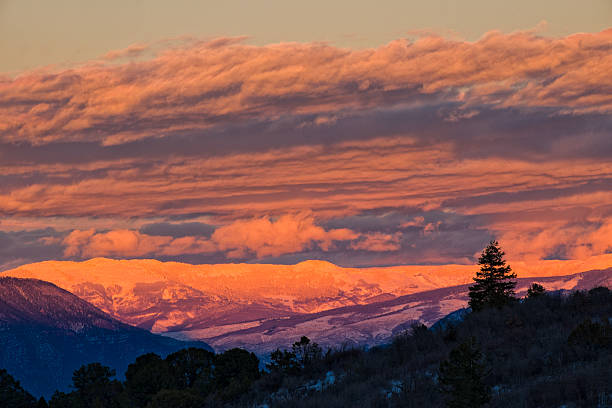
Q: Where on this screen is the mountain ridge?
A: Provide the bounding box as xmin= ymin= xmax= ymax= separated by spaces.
xmin=169 ymin=267 xmax=612 ymax=354
xmin=0 ymin=277 xmax=211 ymax=398
xmin=3 ymin=258 xmax=610 ymax=355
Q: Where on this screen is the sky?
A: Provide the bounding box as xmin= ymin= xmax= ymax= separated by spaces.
xmin=2 ymin=0 xmax=612 ymax=73
xmin=0 ymin=1 xmax=611 ymax=270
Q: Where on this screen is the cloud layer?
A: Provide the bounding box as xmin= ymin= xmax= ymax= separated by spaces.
xmin=62 ymin=213 xmax=359 ymax=259
xmin=1 ymin=29 xmax=611 ymax=269
xmin=2 ymin=29 xmax=612 ymax=146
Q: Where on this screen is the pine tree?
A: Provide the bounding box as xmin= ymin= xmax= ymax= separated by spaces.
xmin=0 ymin=368 xmax=37 ymax=408
xmin=526 ymin=283 xmax=546 ymax=299
xmin=439 ymin=338 xmax=490 ymax=408
xmin=468 ymin=240 xmax=516 ymax=312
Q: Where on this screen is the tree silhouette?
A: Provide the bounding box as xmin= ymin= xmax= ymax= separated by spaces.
xmin=49 ymin=363 xmax=122 ymax=408
xmin=124 ymin=353 xmax=172 ymax=407
xmin=165 ymin=347 xmax=214 ymax=391
xmin=468 ymin=240 xmax=517 ymax=312
xmin=266 ymin=348 xmax=299 ymax=374
xmin=439 ymin=338 xmax=490 ymax=408
xmin=0 ymin=368 xmax=37 ymax=408
xmin=213 ymin=348 xmax=260 ymax=401
xmin=568 ymin=319 xmax=612 ymax=351
xmin=526 ymin=283 xmax=546 ymax=299
xmin=292 ymin=336 xmax=322 ymax=368
xmin=147 ymin=389 xmax=205 ymax=408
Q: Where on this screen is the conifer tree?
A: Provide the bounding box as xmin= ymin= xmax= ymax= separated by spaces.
xmin=526 ymin=283 xmax=546 ymax=299
xmin=0 ymin=368 xmax=37 ymax=408
xmin=439 ymin=338 xmax=490 ymax=408
xmin=468 ymin=240 xmax=516 ymax=312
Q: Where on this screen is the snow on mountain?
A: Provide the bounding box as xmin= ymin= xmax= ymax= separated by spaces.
xmin=3 ymin=257 xmax=611 ymax=356
xmin=170 ymin=268 xmax=612 ymax=355
xmin=2 ymin=258 xmax=479 ymax=332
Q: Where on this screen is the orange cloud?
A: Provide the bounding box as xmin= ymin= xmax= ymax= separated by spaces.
xmin=101 ymin=43 xmax=150 ymax=61
xmin=61 ymin=213 xmax=360 ymax=259
xmin=3 ymin=137 xmax=612 ymax=265
xmin=497 ymin=220 xmax=612 ymax=262
xmin=63 ymin=229 xmax=172 ymax=258
xmin=212 ymin=212 xmax=359 ymax=258
xmin=2 ymin=30 xmax=612 ymax=267
xmin=2 ymin=29 xmax=612 ymax=145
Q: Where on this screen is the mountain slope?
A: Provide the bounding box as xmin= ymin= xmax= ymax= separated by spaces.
xmin=6 ymin=256 xmax=612 ymax=332
xmin=3 ymin=258 xmax=611 ymax=355
xmin=165 ymin=268 xmax=612 ymax=354
xmin=0 ymin=277 xmax=211 ymax=398
xmin=2 ymin=258 xmax=478 ymax=333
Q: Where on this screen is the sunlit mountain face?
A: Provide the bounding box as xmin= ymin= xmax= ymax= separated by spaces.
xmin=4 ymin=257 xmax=612 ymax=353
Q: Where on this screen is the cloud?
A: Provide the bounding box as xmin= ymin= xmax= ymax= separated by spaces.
xmin=62 ymin=228 xmax=219 ymax=258
xmin=101 ymin=43 xmax=150 ymax=61
xmin=60 ymin=213 xmax=359 ymax=259
xmin=211 ymin=212 xmax=359 ymax=258
xmin=350 ymin=232 xmax=402 ymax=252
xmin=1 ymin=29 xmax=612 ymax=267
xmin=496 ymin=219 xmax=612 ymax=262
xmin=139 ymin=221 xmax=215 ymax=238
xmin=2 ymin=29 xmax=611 ymax=146
xmin=401 ymin=216 xmax=426 ymax=228
xmin=0 ymin=228 xmax=65 ymax=271
xmin=3 ymin=133 xmax=612 ymax=265
xmin=63 ymin=229 xmax=172 ymax=258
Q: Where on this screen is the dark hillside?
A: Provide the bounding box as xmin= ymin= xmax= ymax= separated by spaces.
xmin=250 ymin=285 xmax=612 ymax=408
xmin=0 ymin=277 xmax=211 ymax=398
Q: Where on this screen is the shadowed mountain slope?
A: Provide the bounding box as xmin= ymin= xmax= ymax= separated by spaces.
xmin=0 ymin=277 xmax=211 ymax=398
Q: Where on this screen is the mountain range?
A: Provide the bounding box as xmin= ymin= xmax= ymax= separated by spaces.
xmin=3 ymin=257 xmax=611 ymax=355
xmin=165 ymin=268 xmax=612 ymax=354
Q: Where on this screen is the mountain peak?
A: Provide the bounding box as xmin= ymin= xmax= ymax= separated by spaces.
xmin=294 ymin=259 xmax=339 ymax=270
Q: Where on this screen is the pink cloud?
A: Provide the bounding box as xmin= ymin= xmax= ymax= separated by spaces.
xmin=401 ymin=216 xmax=426 ymax=228
xmin=497 ymin=220 xmax=612 ymax=262
xmin=101 ymin=43 xmax=150 ymax=61
xmin=63 ymin=229 xmax=172 ymax=258
xmin=61 ymin=213 xmax=360 ymax=259
xmin=423 ymin=221 xmax=442 ymax=236
xmin=157 ymin=236 xmax=217 ymax=256
xmin=63 ymin=229 xmax=218 ymax=258
xmin=2 ymin=29 xmax=611 ymax=145
xmin=2 ymin=29 xmax=612 ymax=266
xmin=212 ymin=212 xmax=359 ymax=258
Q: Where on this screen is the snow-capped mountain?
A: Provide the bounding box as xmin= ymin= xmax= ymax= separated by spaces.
xmin=3 ymin=258 xmax=611 ymax=356
xmin=165 ymin=268 xmax=612 ymax=354
xmin=2 ymin=258 xmax=479 ymax=332
xmin=0 ymin=277 xmax=211 ymax=398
